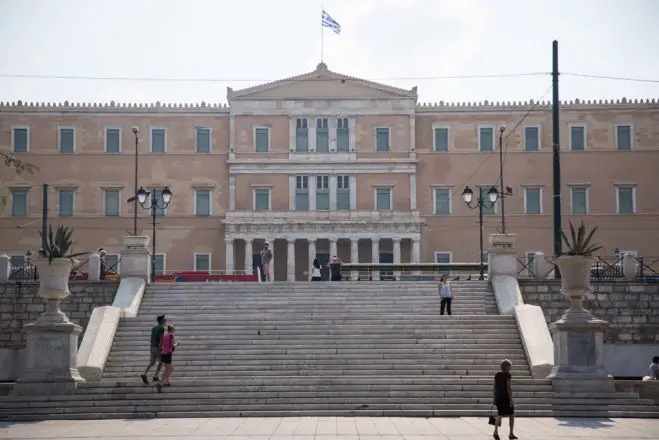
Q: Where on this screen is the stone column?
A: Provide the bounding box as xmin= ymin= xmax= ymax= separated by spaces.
xmin=308 ymin=238 xmax=316 ymax=280
xmin=287 ymin=238 xmax=296 ymax=281
xmin=409 ymin=174 xmax=417 ymax=210
xmin=119 ymin=235 xmax=151 ymax=282
xmin=329 ymin=238 xmax=338 ymax=257
xmin=267 ymin=237 xmax=275 ymax=281
xmin=0 ymin=254 xmax=10 ymax=281
xmin=411 ymin=237 xmax=421 ymax=276
xmin=87 ymin=253 xmax=101 ymax=282
xmin=229 ymin=175 xmax=236 ymax=211
xmin=244 ymin=239 xmax=253 ymax=275
xmin=225 ymin=238 xmax=235 ymax=275
xmin=371 ymin=238 xmax=380 ymax=281
xmin=392 ymin=238 xmax=402 ymax=279
xmin=350 ymin=238 xmax=359 ymax=281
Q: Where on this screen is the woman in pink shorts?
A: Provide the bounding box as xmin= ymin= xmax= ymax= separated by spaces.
xmin=157 ymin=325 xmax=176 ymax=392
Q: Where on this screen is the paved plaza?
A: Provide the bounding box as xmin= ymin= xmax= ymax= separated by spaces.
xmin=1 ymin=417 xmax=658 ymax=440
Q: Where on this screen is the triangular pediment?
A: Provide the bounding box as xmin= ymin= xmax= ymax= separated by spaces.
xmin=227 ymin=63 xmax=417 ymax=101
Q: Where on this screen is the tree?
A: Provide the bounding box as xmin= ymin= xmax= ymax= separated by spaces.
xmin=1 ymin=150 xmax=38 ymax=205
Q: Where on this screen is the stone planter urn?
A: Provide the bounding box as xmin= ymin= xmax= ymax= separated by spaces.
xmin=34 ymin=257 xmax=76 ymax=325
xmin=553 ymin=255 xmax=597 ymax=322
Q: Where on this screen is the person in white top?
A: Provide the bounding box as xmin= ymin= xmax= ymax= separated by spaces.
xmin=439 ymin=275 xmax=453 ymax=316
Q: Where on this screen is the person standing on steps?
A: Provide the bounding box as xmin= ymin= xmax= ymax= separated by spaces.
xmin=492 ymin=359 xmax=518 ymax=440
xmin=311 ymin=259 xmax=322 ymax=281
xmin=157 ymin=325 xmax=177 ymax=392
xmin=141 ymin=314 xmax=166 ymax=385
xmin=439 ymin=275 xmax=453 ymax=316
xmin=260 ymin=241 xmax=273 ymax=282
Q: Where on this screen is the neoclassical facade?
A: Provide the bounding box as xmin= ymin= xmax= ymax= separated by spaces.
xmin=1 ymin=63 xmax=658 ymax=280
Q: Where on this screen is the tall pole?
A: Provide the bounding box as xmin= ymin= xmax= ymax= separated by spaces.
xmin=498 ymin=128 xmax=506 ymax=234
xmin=41 ymin=184 xmax=48 ymax=240
xmin=551 ymin=40 xmax=562 ymax=259
xmin=132 ymin=128 xmax=139 ymax=236
xmin=151 ymin=192 xmax=156 ymax=284
xmin=478 ymin=196 xmax=485 ymax=280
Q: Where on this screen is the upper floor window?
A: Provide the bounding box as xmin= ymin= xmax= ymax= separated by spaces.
xmin=253 ymin=188 xmax=271 ymax=211
xmin=375 ymin=187 xmax=392 ymax=211
xmin=254 ymin=126 xmax=270 ymax=153
xmin=434 ymin=252 xmax=452 ymax=264
xmin=58 ymin=126 xmax=75 ymax=154
xmin=196 ymin=127 xmax=211 ymax=153
xmin=105 ymin=127 xmax=121 ymax=154
xmin=433 ymin=126 xmax=449 ymax=152
xmin=57 ymin=189 xmax=75 ymax=217
xmin=104 ymin=189 xmax=121 ymax=217
xmin=570 ymin=186 xmax=589 ymax=214
xmin=433 ymin=187 xmax=451 ymax=215
xmin=336 ymin=175 xmax=350 ymax=211
xmin=150 ymin=128 xmax=166 ymax=153
xmin=524 ymin=126 xmax=540 ymax=152
xmin=194 ymin=189 xmax=211 ymax=216
xmin=295 ymin=175 xmax=309 ymax=211
xmin=336 ymin=118 xmax=349 ymax=152
xmin=194 ymin=253 xmax=211 ymax=271
xmin=616 ymin=185 xmax=635 ymax=214
xmin=295 ymin=119 xmax=308 ymax=152
xmin=12 ymin=126 xmax=29 ymax=153
xmin=524 ymin=187 xmax=542 ymax=214
xmin=375 ymin=127 xmax=390 ymax=152
xmin=615 ymin=124 xmax=632 ymax=150
xmin=478 ymin=126 xmax=494 ymax=152
xmin=316 ymin=118 xmax=329 ymax=153
xmin=315 ymin=175 xmax=329 ymax=211
xmin=569 ymin=124 xmax=586 ymax=151
xmin=10 ymin=188 xmax=28 ymax=217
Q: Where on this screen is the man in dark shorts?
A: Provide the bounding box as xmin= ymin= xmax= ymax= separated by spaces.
xmin=141 ymin=315 xmax=166 ymax=384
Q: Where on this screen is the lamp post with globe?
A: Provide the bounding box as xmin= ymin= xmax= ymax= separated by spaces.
xmin=136 ymin=186 xmax=172 ymax=283
xmin=461 ymin=185 xmax=499 ymax=280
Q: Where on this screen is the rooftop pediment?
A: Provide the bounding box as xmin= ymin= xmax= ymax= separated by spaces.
xmin=227 ymin=62 xmax=418 ymax=101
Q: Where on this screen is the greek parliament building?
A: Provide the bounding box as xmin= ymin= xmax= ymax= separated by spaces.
xmin=1 ymin=63 xmax=658 ymax=280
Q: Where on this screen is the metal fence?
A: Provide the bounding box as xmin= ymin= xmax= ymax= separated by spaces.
xmin=517 ymin=255 xmax=659 ymax=282
xmin=339 ymin=263 xmax=488 ymax=281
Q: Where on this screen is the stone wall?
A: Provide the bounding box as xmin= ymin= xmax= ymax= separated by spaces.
xmin=0 ymin=281 xmax=119 ymax=348
xmin=519 ymin=280 xmax=659 ymax=344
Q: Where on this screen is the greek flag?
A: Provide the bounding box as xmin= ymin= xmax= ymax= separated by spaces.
xmin=322 ymin=10 xmax=341 ymax=35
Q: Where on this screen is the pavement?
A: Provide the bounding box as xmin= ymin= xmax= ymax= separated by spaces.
xmin=1 ymin=417 xmax=659 ymax=439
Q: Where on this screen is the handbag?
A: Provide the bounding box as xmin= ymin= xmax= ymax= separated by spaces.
xmin=488 ymin=405 xmax=497 ymax=425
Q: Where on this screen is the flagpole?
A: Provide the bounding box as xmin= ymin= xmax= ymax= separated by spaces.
xmin=320 ymin=5 xmax=324 ymax=62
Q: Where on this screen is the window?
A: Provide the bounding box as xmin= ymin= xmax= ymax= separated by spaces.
xmin=194 ymin=189 xmax=211 ymax=216
xmin=375 ymin=187 xmax=392 ymax=211
xmin=104 ymin=254 xmax=120 ymax=273
xmin=254 ymin=126 xmax=270 ymax=153
xmin=524 ymin=187 xmax=542 ymax=214
xmin=12 ymin=127 xmax=29 ymax=153
xmin=105 ymin=127 xmax=121 ymax=154
xmin=154 ymin=254 xmax=166 ymax=275
xmin=375 ymin=127 xmax=390 ymax=152
xmin=196 ymin=127 xmax=211 ymax=153
xmin=57 ymin=189 xmax=75 ymax=217
xmin=433 ymin=126 xmax=449 ymax=152
xmin=570 ymin=187 xmax=589 ymax=214
xmin=316 ymin=118 xmax=329 ymax=153
xmin=569 ymin=125 xmax=586 ymax=151
xmin=478 ymin=126 xmax=494 ymax=152
xmin=295 ymin=176 xmax=309 ymax=211
xmin=433 ymin=187 xmax=451 ymax=215
xmin=10 ymin=188 xmax=28 ymax=217
xmin=58 ymin=127 xmax=75 ymax=153
xmin=524 ymin=126 xmax=540 ymax=152
xmin=194 ymin=253 xmax=211 ymax=271
xmin=336 ymin=175 xmax=350 ymax=211
xmin=253 ymin=188 xmax=271 ymax=211
xmin=316 ymin=175 xmax=329 ymax=210
xmin=150 ymin=128 xmax=166 ymax=153
xmin=616 ymin=124 xmax=632 ymax=150
xmin=295 ymin=118 xmax=308 ymax=152
xmin=104 ymin=189 xmax=121 ymax=217
xmin=337 ymin=118 xmax=349 ymax=152
xmin=525 ymin=252 xmax=537 ymax=277
xmin=479 ymin=187 xmax=496 ymax=215
xmin=150 ymin=188 xmax=167 ymax=217
xmin=616 ymin=186 xmax=635 ymax=214
xmin=434 ymin=252 xmax=452 ymax=264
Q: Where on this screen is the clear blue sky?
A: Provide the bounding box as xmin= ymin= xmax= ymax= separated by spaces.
xmin=0 ymin=0 xmax=657 ymax=104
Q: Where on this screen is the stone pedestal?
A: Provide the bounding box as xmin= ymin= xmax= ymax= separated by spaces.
xmin=119 ymin=235 xmax=151 ymax=281
xmin=487 ymin=233 xmax=517 ymax=277
xmin=547 ymin=318 xmax=613 ymax=393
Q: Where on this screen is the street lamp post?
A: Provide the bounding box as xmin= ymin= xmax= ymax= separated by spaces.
xmin=462 ymin=185 xmax=499 ymax=280
xmin=131 ymin=127 xmax=140 ymax=236
xmin=498 ymin=125 xmax=507 ymax=233
xmin=136 ymin=186 xmax=172 ymax=283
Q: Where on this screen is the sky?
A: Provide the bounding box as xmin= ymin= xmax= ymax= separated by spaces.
xmin=0 ymin=0 xmax=657 ymax=104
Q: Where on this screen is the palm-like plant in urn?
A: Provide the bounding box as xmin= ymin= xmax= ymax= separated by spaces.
xmin=554 ymin=220 xmax=602 ymax=321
